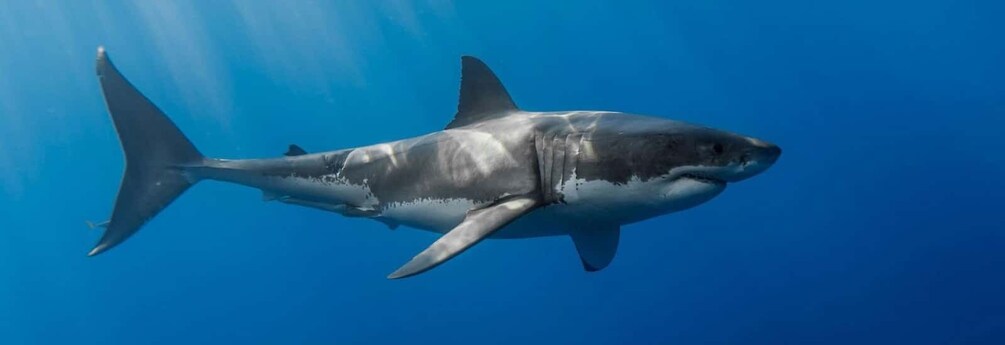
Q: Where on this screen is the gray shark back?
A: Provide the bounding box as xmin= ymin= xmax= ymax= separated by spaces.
xmin=338 ymin=129 xmax=540 ymax=207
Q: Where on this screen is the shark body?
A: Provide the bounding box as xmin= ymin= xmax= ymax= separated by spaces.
xmin=90 ymin=48 xmax=781 ymax=278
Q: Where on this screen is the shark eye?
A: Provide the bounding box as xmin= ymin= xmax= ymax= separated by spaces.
xmin=713 ymin=143 xmax=724 ymax=155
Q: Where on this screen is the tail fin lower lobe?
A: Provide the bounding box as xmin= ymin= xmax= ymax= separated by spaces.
xmin=89 ymin=47 xmax=204 ymax=256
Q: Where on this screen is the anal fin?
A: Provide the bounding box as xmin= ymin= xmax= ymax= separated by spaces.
xmin=262 ymin=191 xmax=283 ymax=201
xmin=271 ymin=196 xmax=398 ymax=229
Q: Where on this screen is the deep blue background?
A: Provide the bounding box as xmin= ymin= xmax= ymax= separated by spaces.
xmin=1 ymin=1 xmax=1002 ymax=344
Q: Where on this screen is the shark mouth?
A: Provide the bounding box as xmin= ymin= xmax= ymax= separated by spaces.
xmin=680 ymin=173 xmax=726 ymax=185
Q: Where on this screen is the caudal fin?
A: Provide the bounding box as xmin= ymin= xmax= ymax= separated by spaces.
xmin=88 ymin=47 xmax=204 ymax=256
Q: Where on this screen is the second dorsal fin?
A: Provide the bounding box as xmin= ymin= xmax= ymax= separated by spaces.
xmin=284 ymin=144 xmax=307 ymax=156
xmin=444 ymin=56 xmax=519 ymax=129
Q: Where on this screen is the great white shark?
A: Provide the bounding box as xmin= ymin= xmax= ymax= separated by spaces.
xmin=89 ymin=47 xmax=781 ymax=279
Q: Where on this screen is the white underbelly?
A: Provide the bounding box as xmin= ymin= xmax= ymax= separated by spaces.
xmin=377 ymin=198 xmax=571 ymax=238
xmin=555 ymin=173 xmax=726 ymax=225
xmin=378 ymin=198 xmax=483 ymax=233
xmin=370 ymin=173 xmax=724 ymax=238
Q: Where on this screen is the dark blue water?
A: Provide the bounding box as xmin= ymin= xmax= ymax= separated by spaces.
xmin=1 ymin=1 xmax=1002 ymax=344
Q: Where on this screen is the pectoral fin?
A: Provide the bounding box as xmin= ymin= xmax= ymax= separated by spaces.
xmin=387 ymin=196 xmax=539 ymax=279
xmin=570 ymin=224 xmax=620 ymax=272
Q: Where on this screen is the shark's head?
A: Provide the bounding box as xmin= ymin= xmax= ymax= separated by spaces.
xmin=563 ymin=113 xmax=781 ymax=222
xmin=640 ymin=119 xmax=781 ymax=212
xmin=661 ymin=125 xmax=782 ymax=184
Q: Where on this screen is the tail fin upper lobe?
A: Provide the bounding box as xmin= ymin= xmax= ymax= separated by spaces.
xmin=89 ymin=47 xmax=204 ymax=256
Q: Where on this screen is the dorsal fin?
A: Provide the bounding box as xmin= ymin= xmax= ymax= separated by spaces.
xmin=444 ymin=56 xmax=519 ymax=129
xmin=284 ymin=144 xmax=307 ymax=156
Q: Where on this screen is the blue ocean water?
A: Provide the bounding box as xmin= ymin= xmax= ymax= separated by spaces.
xmin=1 ymin=1 xmax=1003 ymax=344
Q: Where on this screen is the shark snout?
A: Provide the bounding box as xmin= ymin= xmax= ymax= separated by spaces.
xmin=759 ymin=143 xmax=782 ymax=165
xmin=715 ymin=137 xmax=781 ymax=182
xmin=745 ymin=137 xmax=781 ymax=164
